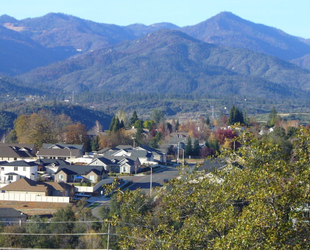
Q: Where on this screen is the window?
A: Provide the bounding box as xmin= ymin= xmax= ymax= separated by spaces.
xmin=89 ymin=175 xmax=95 ymax=182
xmin=14 ymin=166 xmax=18 ymax=171
xmin=23 ymin=167 xmax=26 ymax=171
xmin=8 ymin=175 xmax=13 ymax=181
xmin=1 ymin=167 xmax=4 ymax=171
xmin=59 ymin=174 xmax=64 ymax=180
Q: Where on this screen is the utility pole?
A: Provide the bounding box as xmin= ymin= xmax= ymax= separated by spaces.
xmin=150 ymin=166 xmax=153 ymax=196
xmin=107 ymin=221 xmax=110 ymax=250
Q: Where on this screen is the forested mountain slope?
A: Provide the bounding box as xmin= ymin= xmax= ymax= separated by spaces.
xmin=181 ymin=12 xmax=310 ymax=61
xmin=18 ymin=29 xmax=310 ymax=99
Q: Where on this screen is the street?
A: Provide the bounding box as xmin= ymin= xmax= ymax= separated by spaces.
xmin=121 ymin=166 xmax=180 ymax=195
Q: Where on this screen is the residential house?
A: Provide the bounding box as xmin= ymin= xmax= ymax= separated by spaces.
xmin=130 ymin=150 xmax=153 ymax=165
xmin=35 ymin=159 xmax=70 ymax=176
xmin=0 ymin=177 xmax=75 ymax=197
xmin=37 ymin=143 xmax=85 ymax=161
xmin=0 ymin=208 xmax=27 ymax=225
xmin=88 ymin=157 xmax=119 ymax=172
xmin=92 ymin=145 xmax=166 ymax=173
xmin=54 ymin=165 xmax=108 ymax=184
xmin=135 ymin=146 xmax=167 ymax=163
xmin=0 ymin=160 xmax=38 ymax=184
xmin=119 ymin=157 xmax=141 ymax=174
xmin=0 ymin=143 xmax=36 ymax=162
xmin=96 ymin=147 xmax=120 ymax=156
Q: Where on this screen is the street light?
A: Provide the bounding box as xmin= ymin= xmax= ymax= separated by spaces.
xmin=177 ymin=142 xmax=184 ymax=166
xmin=150 ymin=165 xmax=153 ymax=196
xmin=179 ymin=148 xmax=184 ymax=166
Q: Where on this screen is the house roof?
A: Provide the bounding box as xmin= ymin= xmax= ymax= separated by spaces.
xmin=0 ymin=160 xmax=37 ymax=167
xmin=0 ymin=177 xmax=73 ymax=192
xmin=98 ymin=147 xmax=122 ymax=156
xmin=41 ymin=143 xmax=84 ymax=151
xmin=55 ymin=165 xmax=107 ymax=176
xmin=0 ymin=177 xmax=48 ymax=192
xmin=37 ymin=148 xmax=81 ymax=157
xmin=135 ymin=146 xmax=165 ymax=155
xmin=119 ymin=158 xmax=136 ymax=166
xmin=115 ymin=145 xmax=133 ymax=150
xmin=0 ymin=145 xmax=36 ymax=158
xmin=90 ymin=157 xmax=115 ymax=166
xmin=0 ymin=208 xmax=27 ymax=218
xmin=131 ymin=150 xmax=152 ymax=158
xmin=35 ymin=159 xmax=70 ymax=167
xmin=99 ymin=155 xmax=121 ymax=164
xmin=0 ymin=143 xmax=36 ymax=150
xmin=41 ymin=181 xmax=73 ymax=192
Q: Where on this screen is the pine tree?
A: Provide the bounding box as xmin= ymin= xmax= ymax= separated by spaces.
xmin=267 ymin=106 xmax=279 ymax=127
xmin=185 ymin=137 xmax=193 ymax=157
xmin=192 ymin=138 xmax=200 ymax=157
xmin=129 ymin=111 xmax=139 ymax=126
xmin=228 ymin=105 xmax=244 ymax=125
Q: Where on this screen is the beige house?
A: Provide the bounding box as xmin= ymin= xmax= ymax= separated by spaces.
xmin=37 ymin=144 xmax=85 ymax=161
xmin=0 ymin=177 xmax=75 ymax=197
xmin=0 ymin=143 xmax=36 ymax=162
xmin=55 ymin=165 xmax=108 ymax=184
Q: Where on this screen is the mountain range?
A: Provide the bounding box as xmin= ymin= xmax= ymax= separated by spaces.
xmin=1 ymin=11 xmax=310 ymax=100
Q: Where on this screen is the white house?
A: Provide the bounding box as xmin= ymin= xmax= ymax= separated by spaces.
xmin=0 ymin=160 xmax=38 ymax=184
xmin=119 ymin=158 xmax=141 ymax=174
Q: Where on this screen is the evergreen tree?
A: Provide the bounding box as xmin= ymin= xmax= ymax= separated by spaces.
xmin=228 ymin=105 xmax=244 ymax=125
xmin=112 ymin=117 xmax=121 ymax=132
xmin=134 ymin=119 xmax=144 ymax=146
xmin=90 ymin=136 xmax=99 ymax=151
xmin=129 ymin=111 xmax=139 ymax=126
xmin=267 ymin=106 xmax=280 ymax=127
xmin=151 ymin=109 xmax=165 ymax=124
xmin=206 ymin=115 xmax=210 ymax=125
xmin=185 ymin=137 xmax=192 ymax=157
xmin=176 ymin=119 xmax=180 ymax=131
xmin=109 ymin=116 xmax=116 ymax=131
xmin=192 ymin=138 xmax=200 ymax=157
xmin=109 ymin=116 xmax=123 ymax=133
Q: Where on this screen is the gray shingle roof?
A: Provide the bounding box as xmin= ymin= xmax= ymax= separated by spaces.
xmin=0 ymin=145 xmax=36 ymax=158
xmin=42 ymin=143 xmax=84 ymax=150
xmin=0 ymin=177 xmax=73 ymax=192
xmin=55 ymin=165 xmax=106 ymax=176
xmin=0 ymin=161 xmax=37 ymax=167
xmin=37 ymin=148 xmax=81 ymax=157
xmin=0 ymin=208 xmax=27 ymax=218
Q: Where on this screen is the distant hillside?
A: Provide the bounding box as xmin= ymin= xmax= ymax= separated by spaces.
xmin=0 ymin=25 xmax=76 ymax=76
xmin=1 ymin=13 xmax=180 ymax=53
xmin=2 ymin=12 xmax=310 ymax=77
xmin=126 ymin=22 xmax=180 ymax=37
xmin=181 ymin=12 xmax=310 ymax=60
xmin=0 ymin=75 xmax=44 ymax=96
xmin=3 ymin=102 xmax=112 ymax=130
xmin=291 ymin=53 xmax=310 ymax=71
xmin=19 ymin=29 xmax=310 ymax=99
xmin=1 ymin=13 xmax=136 ymax=52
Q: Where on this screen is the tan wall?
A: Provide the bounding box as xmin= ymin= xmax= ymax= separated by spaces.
xmin=55 ymin=171 xmax=68 ymax=182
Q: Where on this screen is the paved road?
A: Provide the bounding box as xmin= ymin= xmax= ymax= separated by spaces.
xmin=121 ymin=166 xmax=179 ymax=195
xmin=91 ymin=166 xmax=180 ymax=218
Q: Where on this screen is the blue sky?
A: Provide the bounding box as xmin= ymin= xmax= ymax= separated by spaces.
xmin=1 ymin=0 xmax=309 ymax=38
